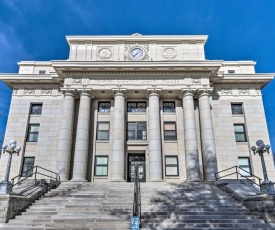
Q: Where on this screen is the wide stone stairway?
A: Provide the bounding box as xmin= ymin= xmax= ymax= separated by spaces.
xmin=0 ymin=182 xmax=274 ymax=230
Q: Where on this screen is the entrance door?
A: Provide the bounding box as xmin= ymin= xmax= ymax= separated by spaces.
xmin=128 ymin=154 xmax=146 ymax=182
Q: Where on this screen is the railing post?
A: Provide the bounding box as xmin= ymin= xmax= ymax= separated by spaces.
xmin=34 ymin=166 xmax=37 ymax=185
xmin=236 ymin=166 xmax=238 ymax=180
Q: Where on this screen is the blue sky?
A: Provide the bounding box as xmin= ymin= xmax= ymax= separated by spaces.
xmin=0 ymin=0 xmax=275 ymax=148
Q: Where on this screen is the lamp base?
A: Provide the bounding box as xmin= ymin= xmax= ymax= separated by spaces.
xmin=0 ymin=181 xmax=13 ymax=195
xmin=261 ymin=180 xmax=275 ymax=195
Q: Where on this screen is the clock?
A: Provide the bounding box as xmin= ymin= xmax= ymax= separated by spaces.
xmin=130 ymin=48 xmax=144 ymax=60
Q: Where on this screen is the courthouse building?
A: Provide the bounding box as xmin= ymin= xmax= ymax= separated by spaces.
xmin=0 ymin=34 xmax=274 ymax=183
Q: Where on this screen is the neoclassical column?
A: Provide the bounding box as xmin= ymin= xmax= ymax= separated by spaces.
xmin=181 ymin=90 xmax=201 ymax=181
xmin=111 ymin=90 xmax=126 ymax=181
xmin=198 ymin=90 xmax=218 ymax=181
xmin=57 ymin=90 xmax=76 ymax=181
xmin=148 ymin=90 xmax=163 ymax=181
xmin=71 ymin=91 xmax=92 ymax=182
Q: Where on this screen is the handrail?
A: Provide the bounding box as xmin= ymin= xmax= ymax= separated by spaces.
xmin=215 ymin=165 xmax=262 ymax=189
xmin=10 ymin=165 xmax=60 ymax=188
xmin=132 ymin=166 xmax=141 ymax=227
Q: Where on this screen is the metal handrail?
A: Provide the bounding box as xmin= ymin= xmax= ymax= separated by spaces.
xmin=133 ymin=167 xmax=141 ymax=226
xmin=215 ymin=165 xmax=262 ymax=189
xmin=10 ymin=165 xmax=60 ymax=187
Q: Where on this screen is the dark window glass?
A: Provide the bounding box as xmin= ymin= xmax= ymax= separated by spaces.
xmin=127 ymin=122 xmax=147 ymax=140
xmin=95 ymin=156 xmax=108 ymax=176
xmin=238 ymin=157 xmax=252 ymax=176
xmin=97 ymin=122 xmax=110 ymax=140
xmin=234 ymin=124 xmax=247 ymax=142
xmin=31 ymin=104 xmax=42 ymax=115
xmin=228 ymin=70 xmax=235 ymax=74
xmin=39 ymin=70 xmax=46 ymax=74
xmin=27 ymin=124 xmax=40 ymax=142
xmin=163 ymin=102 xmax=175 ymax=112
xmin=231 ymin=104 xmax=243 ymax=115
xmin=21 ymin=157 xmax=35 ymax=177
xmin=164 ymin=122 xmax=177 ymax=140
xmin=98 ymin=102 xmax=111 ymax=112
xmin=127 ymin=102 xmax=146 ymax=112
xmin=165 ymin=156 xmax=179 ymax=176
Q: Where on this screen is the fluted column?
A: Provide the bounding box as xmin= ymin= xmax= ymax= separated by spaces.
xmin=71 ymin=91 xmax=92 ymax=182
xmin=182 ymin=90 xmax=201 ymax=181
xmin=148 ymin=90 xmax=163 ymax=181
xmin=111 ymin=90 xmax=126 ymax=181
xmin=198 ymin=90 xmax=218 ymax=181
xmin=57 ymin=90 xmax=76 ymax=181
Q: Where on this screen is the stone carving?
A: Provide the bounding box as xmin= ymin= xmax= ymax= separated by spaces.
xmin=124 ymin=43 xmax=149 ymax=61
xmin=13 ymin=89 xmax=18 ymax=94
xmin=221 ymin=88 xmax=232 ymax=94
xmin=41 ymin=89 xmax=52 ymax=94
xmin=74 ymin=79 xmax=82 ymax=84
xmin=98 ymin=47 xmax=112 ymax=60
xmin=239 ymin=88 xmax=250 ymax=94
xmin=24 ymin=89 xmax=35 ymax=94
xmin=162 ymin=47 xmax=177 ymax=59
xmin=192 ymin=79 xmax=201 ymax=84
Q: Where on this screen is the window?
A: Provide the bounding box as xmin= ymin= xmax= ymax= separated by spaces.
xmin=95 ymin=156 xmax=108 ymax=176
xmin=39 ymin=70 xmax=46 ymax=74
xmin=238 ymin=157 xmax=252 ymax=176
xmin=96 ymin=122 xmax=110 ymax=140
xmin=98 ymin=102 xmax=111 ymax=112
xmin=21 ymin=157 xmax=35 ymax=177
xmin=231 ymin=103 xmax=243 ymax=115
xmin=127 ymin=102 xmax=146 ymax=112
xmin=127 ymin=122 xmax=147 ymax=140
xmin=228 ymin=70 xmax=235 ymax=74
xmin=30 ymin=104 xmax=42 ymax=115
xmin=234 ymin=124 xmax=247 ymax=142
xmin=27 ymin=124 xmax=40 ymax=142
xmin=165 ymin=156 xmax=179 ymax=176
xmin=164 ymin=122 xmax=177 ymax=140
xmin=163 ymin=102 xmax=175 ymax=112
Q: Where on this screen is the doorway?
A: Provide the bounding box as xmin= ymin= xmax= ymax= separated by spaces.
xmin=128 ymin=154 xmax=146 ymax=182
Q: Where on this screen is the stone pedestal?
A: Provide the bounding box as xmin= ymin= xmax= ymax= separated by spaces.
xmin=57 ymin=91 xmax=76 ymax=181
xmin=182 ymin=90 xmax=201 ymax=181
xmin=111 ymin=91 xmax=126 ymax=181
xmin=148 ymin=91 xmax=163 ymax=181
xmin=71 ymin=91 xmax=91 ymax=182
xmin=0 ymin=181 xmax=12 ymax=195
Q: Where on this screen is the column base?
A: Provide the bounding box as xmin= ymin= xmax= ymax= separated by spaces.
xmin=70 ymin=178 xmax=88 ymax=182
xmin=0 ymin=181 xmax=13 ymax=195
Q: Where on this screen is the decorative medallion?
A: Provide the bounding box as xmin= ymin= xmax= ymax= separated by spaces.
xmin=125 ymin=43 xmax=149 ymax=61
xmin=239 ymin=88 xmax=250 ymax=94
xmin=221 ymin=88 xmax=232 ymax=94
xmin=98 ymin=48 xmax=112 ymax=60
xmin=24 ymin=89 xmax=35 ymax=94
xmin=41 ymin=89 xmax=52 ymax=94
xmin=192 ymin=79 xmax=201 ymax=84
xmin=162 ymin=47 xmax=177 ymax=60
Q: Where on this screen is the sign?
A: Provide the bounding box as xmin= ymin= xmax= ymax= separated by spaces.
xmin=131 ymin=216 xmax=139 ymax=230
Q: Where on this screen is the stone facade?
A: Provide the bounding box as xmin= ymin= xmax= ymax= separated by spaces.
xmin=0 ymin=34 xmax=274 ymax=183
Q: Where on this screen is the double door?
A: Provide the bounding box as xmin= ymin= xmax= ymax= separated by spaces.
xmin=128 ymin=154 xmax=146 ymax=182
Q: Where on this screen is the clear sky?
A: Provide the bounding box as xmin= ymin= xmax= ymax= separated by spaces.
xmin=1 ymin=0 xmax=275 ymax=149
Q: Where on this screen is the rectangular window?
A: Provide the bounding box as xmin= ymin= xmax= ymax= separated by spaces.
xmin=27 ymin=124 xmax=40 ymax=142
xmin=228 ymin=70 xmax=235 ymax=74
xmin=164 ymin=122 xmax=177 ymax=140
xmin=21 ymin=157 xmax=35 ymax=177
xmin=96 ymin=122 xmax=110 ymax=140
xmin=165 ymin=156 xmax=179 ymax=176
xmin=238 ymin=157 xmax=251 ymax=176
xmin=39 ymin=70 xmax=46 ymax=74
xmin=231 ymin=103 xmax=243 ymax=115
xmin=30 ymin=104 xmax=42 ymax=115
xmin=234 ymin=124 xmax=247 ymax=142
xmin=95 ymin=156 xmax=108 ymax=176
xmin=127 ymin=122 xmax=147 ymax=140
xmin=127 ymin=102 xmax=146 ymax=112
xmin=163 ymin=102 xmax=175 ymax=112
xmin=98 ymin=102 xmax=111 ymax=112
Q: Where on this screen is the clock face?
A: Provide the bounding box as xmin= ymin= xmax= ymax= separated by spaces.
xmin=131 ymin=48 xmax=143 ymax=60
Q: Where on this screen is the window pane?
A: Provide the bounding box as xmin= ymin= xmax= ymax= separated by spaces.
xmin=166 ymin=166 xmax=178 ymax=176
xmin=28 ymin=133 xmax=39 ymax=142
xmin=164 ymin=131 xmax=176 ymax=140
xmin=235 ymin=133 xmax=246 ymax=142
xmin=31 ymin=104 xmax=42 ymax=115
xmin=163 ymin=102 xmax=175 ymax=112
xmin=240 ymin=167 xmax=251 ymax=176
xmin=30 ymin=125 xmax=40 ymax=132
xmin=97 ymin=157 xmax=108 ymax=164
xmin=137 ymin=123 xmax=146 ymax=130
xmin=21 ymin=157 xmax=35 ymax=177
xmin=127 ymin=130 xmax=136 ymax=140
xmin=234 ymin=125 xmax=244 ymax=132
xmin=164 ymin=123 xmax=176 ymax=130
xmin=99 ymin=102 xmax=111 ymax=112
xmin=231 ymin=104 xmax=243 ymax=114
xmin=238 ymin=158 xmax=249 ymax=165
xmin=98 ymin=123 xmax=109 ymax=130
xmin=128 ymin=123 xmax=136 ymax=130
xmin=166 ymin=157 xmax=177 ymax=164
xmin=137 ymin=130 xmax=147 ymax=140
xmin=97 ymin=131 xmax=109 ymax=140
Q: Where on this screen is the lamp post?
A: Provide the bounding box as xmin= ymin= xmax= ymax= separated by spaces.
xmin=0 ymin=140 xmax=21 ymax=195
xmin=251 ymin=140 xmax=275 ymax=195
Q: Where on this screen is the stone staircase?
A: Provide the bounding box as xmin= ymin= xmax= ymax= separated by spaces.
xmin=0 ymin=181 xmax=274 ymax=229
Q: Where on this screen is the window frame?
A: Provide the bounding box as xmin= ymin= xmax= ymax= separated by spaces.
xmin=127 ymin=122 xmax=147 ymax=140
xmin=231 ymin=103 xmax=243 ymax=115
xmin=165 ymin=156 xmax=179 ymax=176
xmin=163 ymin=101 xmax=175 ymax=112
xmin=96 ymin=122 xmax=110 ymax=141
xmin=94 ymin=156 xmax=108 ymax=176
xmin=127 ymin=101 xmax=147 ymax=112
xmin=234 ymin=124 xmax=247 ymax=142
xmin=27 ymin=124 xmax=40 ymax=142
xmin=98 ymin=101 xmax=111 ymax=113
xmin=238 ymin=157 xmax=252 ymax=177
xmin=164 ymin=122 xmax=177 ymax=140
xmin=30 ymin=103 xmax=43 ymax=115
xmin=21 ymin=157 xmax=35 ymax=177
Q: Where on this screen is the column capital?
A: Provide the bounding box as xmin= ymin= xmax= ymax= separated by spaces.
xmin=180 ymin=89 xmax=196 ymax=98
xmin=112 ymin=88 xmax=126 ymax=97
xmin=196 ymin=88 xmax=213 ymax=99
xmin=62 ymin=89 xmax=77 ymax=98
xmin=78 ymin=90 xmax=93 ymax=98
xmin=147 ymin=88 xmax=161 ymax=98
